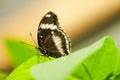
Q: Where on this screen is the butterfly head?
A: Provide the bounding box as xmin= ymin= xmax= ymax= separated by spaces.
xmin=40 ymin=11 xmax=58 ymax=25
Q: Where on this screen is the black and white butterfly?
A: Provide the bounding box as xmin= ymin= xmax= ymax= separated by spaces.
xmin=37 ymin=11 xmax=71 ymax=58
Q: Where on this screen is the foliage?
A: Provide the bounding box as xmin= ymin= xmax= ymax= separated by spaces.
xmin=5 ymin=36 xmax=120 ymax=80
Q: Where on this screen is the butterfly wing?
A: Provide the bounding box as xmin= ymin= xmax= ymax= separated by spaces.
xmin=37 ymin=11 xmax=71 ymax=57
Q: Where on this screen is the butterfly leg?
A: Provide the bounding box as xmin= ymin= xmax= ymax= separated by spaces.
xmin=36 ymin=47 xmax=44 ymax=64
xmin=37 ymin=53 xmax=40 ymax=64
xmin=36 ymin=52 xmax=46 ymax=64
xmin=36 ymin=50 xmax=41 ymax=64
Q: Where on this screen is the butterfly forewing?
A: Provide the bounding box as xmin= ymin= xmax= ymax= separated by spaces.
xmin=37 ymin=11 xmax=71 ymax=58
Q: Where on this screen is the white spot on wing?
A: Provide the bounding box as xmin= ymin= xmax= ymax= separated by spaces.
xmin=57 ymin=29 xmax=71 ymax=54
xmin=45 ymin=14 xmax=51 ymax=17
xmin=40 ymin=36 xmax=43 ymax=38
xmin=50 ymin=25 xmax=57 ymax=29
xmin=51 ymin=31 xmax=54 ymax=34
xmin=44 ymin=24 xmax=49 ymax=29
xmin=52 ymin=32 xmax=65 ymax=55
xmin=40 ymin=23 xmax=45 ymax=29
xmin=40 ymin=23 xmax=57 ymax=30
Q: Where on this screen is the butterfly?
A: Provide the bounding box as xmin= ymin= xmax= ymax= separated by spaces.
xmin=37 ymin=11 xmax=71 ymax=58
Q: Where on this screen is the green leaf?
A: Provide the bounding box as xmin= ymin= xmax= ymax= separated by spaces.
xmin=105 ymin=56 xmax=120 ymax=80
xmin=68 ymin=37 xmax=119 ymax=80
xmin=114 ymin=72 xmax=120 ymax=80
xmin=6 ymin=36 xmax=119 ymax=80
xmin=0 ymin=70 xmax=9 ymax=80
xmin=114 ymin=55 xmax=120 ymax=75
xmin=6 ymin=55 xmax=55 ymax=80
xmin=5 ymin=38 xmax=36 ymax=67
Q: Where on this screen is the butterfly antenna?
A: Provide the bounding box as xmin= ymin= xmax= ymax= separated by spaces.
xmin=20 ymin=41 xmax=37 ymax=49
xmin=30 ymin=33 xmax=38 ymax=46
